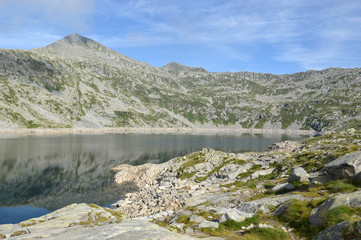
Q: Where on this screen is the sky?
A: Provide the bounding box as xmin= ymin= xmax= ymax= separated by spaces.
xmin=0 ymin=0 xmax=360 ymax=74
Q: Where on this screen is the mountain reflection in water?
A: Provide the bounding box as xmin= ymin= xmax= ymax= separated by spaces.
xmin=0 ymin=133 xmax=306 ymax=223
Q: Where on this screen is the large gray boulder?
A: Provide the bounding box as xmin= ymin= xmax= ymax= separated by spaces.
xmin=189 ymin=215 xmax=206 ymax=223
xmin=309 ymin=190 xmax=361 ymax=226
xmin=314 ymin=220 xmax=361 ymax=240
xmin=272 ymin=183 xmax=295 ymax=193
xmin=219 ymin=208 xmax=254 ymax=223
xmin=288 ymin=167 xmax=309 ymax=183
xmin=198 ymin=221 xmax=219 ymax=229
xmin=237 ymin=194 xmax=305 ymax=214
xmin=323 ymin=151 xmax=361 ymax=180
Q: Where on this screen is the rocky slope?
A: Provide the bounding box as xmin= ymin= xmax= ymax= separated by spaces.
xmin=110 ymin=129 xmax=361 ymax=239
xmin=0 ymin=203 xmax=203 ymax=239
xmin=0 ymin=33 xmax=360 ymax=132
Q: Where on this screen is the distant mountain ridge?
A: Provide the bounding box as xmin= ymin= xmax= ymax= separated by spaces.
xmin=0 ymin=33 xmax=360 ymax=132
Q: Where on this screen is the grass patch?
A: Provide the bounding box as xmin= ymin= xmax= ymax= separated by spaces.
xmin=176 ymin=214 xmax=190 ymax=224
xmin=179 ymin=171 xmax=196 ymax=179
xmin=26 ymin=120 xmax=41 ymax=128
xmin=200 ymin=226 xmax=241 ymax=239
xmin=196 ymin=211 xmax=221 ymax=221
xmin=242 ymin=227 xmax=290 ymax=240
xmin=326 ymin=180 xmax=357 ymax=193
xmin=277 ymin=199 xmax=323 ymax=239
xmin=10 ymin=231 xmax=28 ymax=237
xmin=223 ymin=215 xmax=261 ymax=230
xmin=177 ymin=152 xmax=206 ymax=178
xmin=322 ymin=206 xmax=361 ymax=228
xmin=237 ymin=164 xmax=262 ymax=179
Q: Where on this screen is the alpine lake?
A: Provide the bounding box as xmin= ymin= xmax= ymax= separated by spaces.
xmin=0 ymin=132 xmax=308 ymax=224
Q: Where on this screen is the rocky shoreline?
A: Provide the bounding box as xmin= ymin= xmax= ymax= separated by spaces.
xmin=0 ymin=127 xmax=315 ymax=136
xmin=1 ymin=129 xmax=360 ymax=239
xmin=110 ymin=129 xmax=361 ymax=239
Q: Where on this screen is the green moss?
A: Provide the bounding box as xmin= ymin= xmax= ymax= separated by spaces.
xmin=20 ymin=220 xmax=45 ymax=227
xmin=88 ymin=203 xmax=100 ymax=208
xmin=26 ymin=120 xmax=41 ymax=128
xmin=10 ymin=231 xmax=28 ymax=237
xmin=254 ymin=117 xmax=267 ymax=129
xmin=179 ymin=171 xmax=196 ymax=179
xmin=176 ymin=214 xmax=190 ymax=224
xmin=241 ymin=119 xmax=254 ymax=128
xmin=104 ymin=208 xmax=123 ymax=223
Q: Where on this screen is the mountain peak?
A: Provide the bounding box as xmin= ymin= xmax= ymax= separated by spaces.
xmin=162 ymin=61 xmax=208 ymax=73
xmin=35 ymin=33 xmax=110 ymax=56
xmin=63 ymin=33 xmax=96 ymax=46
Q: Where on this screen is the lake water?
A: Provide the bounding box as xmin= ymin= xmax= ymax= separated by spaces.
xmin=0 ymin=133 xmax=307 ymax=224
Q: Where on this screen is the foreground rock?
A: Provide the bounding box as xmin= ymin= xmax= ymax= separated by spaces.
xmin=288 ymin=167 xmax=309 ymax=183
xmin=0 ymin=204 xmax=199 ymax=239
xmin=314 ymin=220 xmax=361 ymax=240
xmin=309 ymin=190 xmax=361 ymax=226
xmin=323 ymin=151 xmax=361 ymax=181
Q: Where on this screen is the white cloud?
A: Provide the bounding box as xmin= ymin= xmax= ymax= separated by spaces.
xmin=1 ymin=0 xmax=360 ymax=71
xmin=99 ymin=0 xmax=361 ymax=70
xmin=0 ymin=0 xmax=95 ymax=32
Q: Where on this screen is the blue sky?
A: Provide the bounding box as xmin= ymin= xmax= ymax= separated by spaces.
xmin=0 ymin=0 xmax=360 ymax=74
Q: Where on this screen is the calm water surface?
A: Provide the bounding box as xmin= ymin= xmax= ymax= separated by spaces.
xmin=0 ymin=133 xmax=307 ymax=224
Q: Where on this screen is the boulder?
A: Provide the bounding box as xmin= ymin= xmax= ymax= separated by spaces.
xmin=309 ymin=190 xmax=361 ymax=226
xmin=272 ymin=183 xmax=295 ymax=193
xmin=288 ymin=167 xmax=309 ymax=183
xmin=314 ymin=220 xmax=361 ymax=240
xmin=219 ymin=208 xmax=254 ymax=223
xmin=198 ymin=221 xmax=219 ymax=229
xmin=269 ymin=140 xmax=303 ymax=152
xmin=237 ymin=194 xmax=305 ymax=214
xmin=215 ymin=163 xmax=252 ymax=179
xmin=112 ymin=162 xmax=171 ymax=187
xmin=323 ymin=151 xmax=361 ymax=181
xmin=189 ymin=215 xmax=206 ymax=223
xmin=250 ymin=168 xmax=275 ymax=179
xmin=309 ymin=172 xmax=331 ymax=185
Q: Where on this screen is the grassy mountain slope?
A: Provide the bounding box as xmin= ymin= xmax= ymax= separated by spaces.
xmin=0 ymin=34 xmax=360 ymax=131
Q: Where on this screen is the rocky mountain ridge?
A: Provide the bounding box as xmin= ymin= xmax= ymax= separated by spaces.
xmin=0 ymin=33 xmax=360 ymax=132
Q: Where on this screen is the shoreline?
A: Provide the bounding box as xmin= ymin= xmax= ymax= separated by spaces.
xmin=0 ymin=127 xmax=316 ymax=136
